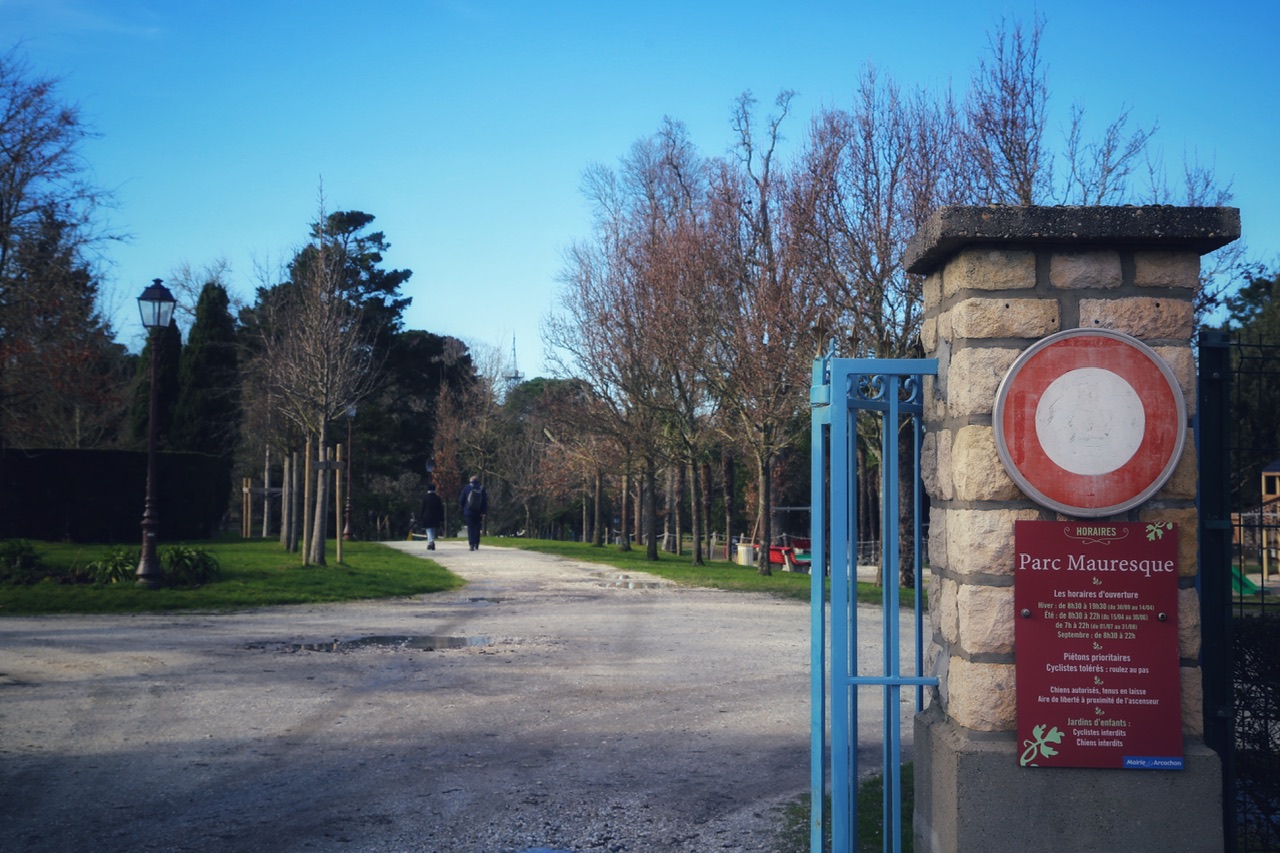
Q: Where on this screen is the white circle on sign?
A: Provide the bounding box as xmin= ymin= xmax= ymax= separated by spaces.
xmin=1034 ymin=367 xmax=1145 ymax=476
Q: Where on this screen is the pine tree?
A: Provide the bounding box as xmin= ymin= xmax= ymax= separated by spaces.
xmin=171 ymin=282 xmax=240 ymax=457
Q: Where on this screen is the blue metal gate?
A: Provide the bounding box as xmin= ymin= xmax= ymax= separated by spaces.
xmin=809 ymin=352 xmax=939 ymax=853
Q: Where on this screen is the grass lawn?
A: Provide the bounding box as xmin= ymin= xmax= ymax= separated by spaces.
xmin=0 ymin=537 xmax=464 ymax=616
xmin=0 ymin=535 xmax=925 ymax=614
xmin=508 ymin=537 xmax=926 ymax=607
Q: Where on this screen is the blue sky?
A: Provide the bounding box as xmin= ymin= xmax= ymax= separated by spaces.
xmin=4 ymin=0 xmax=1277 ymax=376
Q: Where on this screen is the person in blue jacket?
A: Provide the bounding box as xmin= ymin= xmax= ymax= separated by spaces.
xmin=459 ymin=475 xmax=488 ymax=551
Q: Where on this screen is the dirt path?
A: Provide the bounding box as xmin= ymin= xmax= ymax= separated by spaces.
xmin=0 ymin=541 xmax=916 ymax=852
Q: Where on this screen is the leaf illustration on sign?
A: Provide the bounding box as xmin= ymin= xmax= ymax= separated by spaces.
xmin=1019 ymin=724 xmax=1065 ymax=767
xmin=1146 ymin=521 xmax=1173 ymax=541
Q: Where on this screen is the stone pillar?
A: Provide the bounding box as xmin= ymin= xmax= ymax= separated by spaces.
xmin=905 ymin=206 xmax=1240 ymax=853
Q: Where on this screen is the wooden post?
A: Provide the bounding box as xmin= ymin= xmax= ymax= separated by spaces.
xmin=280 ymin=454 xmax=290 ymax=549
xmin=241 ymin=478 xmax=250 ymax=538
xmin=289 ymin=451 xmax=300 ymax=553
xmin=262 ymin=445 xmax=272 ymax=538
xmin=302 ymin=438 xmax=312 ymax=565
xmin=335 ymin=444 xmax=344 ymax=564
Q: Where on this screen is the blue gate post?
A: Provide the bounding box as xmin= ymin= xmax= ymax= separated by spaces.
xmin=811 ymin=355 xmax=938 ymax=853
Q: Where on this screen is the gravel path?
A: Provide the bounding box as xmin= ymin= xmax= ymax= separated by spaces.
xmin=0 ymin=541 xmax=916 ymax=852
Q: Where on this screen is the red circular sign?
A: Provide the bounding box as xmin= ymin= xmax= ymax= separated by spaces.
xmin=993 ymin=329 xmax=1186 ymax=517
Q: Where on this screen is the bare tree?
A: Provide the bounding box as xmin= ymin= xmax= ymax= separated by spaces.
xmin=703 ymin=91 xmax=825 ymax=574
xmin=546 ymin=142 xmax=680 ymax=555
xmin=0 ymin=47 xmax=111 ymax=282
xmin=1062 ymin=104 xmax=1157 ymax=206
xmin=259 ymin=202 xmax=376 ymax=564
xmin=962 ymin=14 xmax=1051 ymax=204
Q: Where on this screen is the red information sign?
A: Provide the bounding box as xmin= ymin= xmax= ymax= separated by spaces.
xmin=1015 ymin=520 xmax=1183 ymax=770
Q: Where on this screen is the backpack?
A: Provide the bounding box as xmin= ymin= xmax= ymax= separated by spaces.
xmin=465 ymin=485 xmax=485 ymax=514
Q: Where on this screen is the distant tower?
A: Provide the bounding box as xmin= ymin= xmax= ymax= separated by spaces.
xmin=503 ymin=336 xmax=524 ymax=390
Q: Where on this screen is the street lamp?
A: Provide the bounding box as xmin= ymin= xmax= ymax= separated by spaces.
xmin=136 ymin=279 xmax=176 ymax=588
xmin=343 ymin=405 xmax=356 ymax=540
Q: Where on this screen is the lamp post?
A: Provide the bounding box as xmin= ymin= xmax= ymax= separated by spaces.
xmin=136 ymin=279 xmax=176 ymax=588
xmin=342 ymin=405 xmax=356 ymax=540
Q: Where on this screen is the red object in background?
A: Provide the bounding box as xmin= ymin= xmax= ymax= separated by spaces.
xmin=1014 ymin=520 xmax=1183 ymax=770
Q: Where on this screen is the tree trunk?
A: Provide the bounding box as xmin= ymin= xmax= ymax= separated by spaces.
xmin=302 ymin=438 xmax=313 ymax=565
xmin=690 ymin=460 xmax=704 ymax=566
xmin=756 ymin=451 xmax=772 ymax=576
xmin=309 ymin=426 xmax=329 ymax=565
xmin=645 ymin=454 xmax=660 ymax=561
xmin=634 ymin=477 xmax=643 ymax=548
xmin=722 ymin=449 xmax=734 ymax=561
xmin=593 ymin=469 xmax=605 ymax=546
xmin=262 ymin=444 xmax=272 ymax=538
xmin=280 ymin=453 xmax=290 ymax=549
xmin=618 ymin=459 xmax=631 ymax=551
xmin=674 ymin=464 xmax=685 ymax=555
xmin=701 ymin=460 xmax=713 ymax=561
xmin=897 ymin=417 xmax=916 ymax=588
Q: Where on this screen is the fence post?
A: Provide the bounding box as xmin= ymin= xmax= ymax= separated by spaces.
xmin=1198 ymin=328 xmax=1236 ymax=852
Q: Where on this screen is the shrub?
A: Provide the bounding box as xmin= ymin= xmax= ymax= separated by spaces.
xmin=89 ymin=547 xmax=139 ymax=585
xmin=0 ymin=539 xmax=45 ymax=584
xmin=161 ymin=545 xmax=221 ymax=587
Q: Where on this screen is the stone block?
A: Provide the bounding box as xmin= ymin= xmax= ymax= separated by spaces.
xmin=952 ymin=297 xmax=1060 ymax=340
xmin=929 ymin=506 xmax=949 ymax=571
xmin=946 ymin=347 xmax=1019 ymax=419
xmin=924 ymin=272 xmax=943 ymax=309
xmin=946 ymin=509 xmax=1043 ymax=578
xmin=1154 ymin=345 xmax=1196 ymax=418
xmin=1050 ymin=250 xmax=1122 ymax=289
xmin=952 ymin=426 xmax=1021 ymax=502
xmin=940 ymin=577 xmax=959 ymax=645
xmin=1182 ymin=666 xmax=1204 ymax=737
xmin=943 ymin=248 xmax=1036 ymax=297
xmin=957 ymin=584 xmax=1014 ymax=654
xmin=1079 ymin=297 xmax=1193 ymax=339
xmin=922 ymin=430 xmax=938 ymax=498
xmin=1158 ymin=438 xmax=1198 ymax=501
xmin=1134 ymin=251 xmax=1201 ymax=289
xmin=921 ymin=316 xmax=937 ymax=353
xmin=923 ymin=429 xmax=953 ymax=501
xmin=1178 ymin=587 xmax=1201 ymax=661
xmin=937 ymin=428 xmax=954 ymax=500
xmin=937 ymin=308 xmax=953 ymax=343
xmin=946 ymin=657 xmax=1016 ymax=731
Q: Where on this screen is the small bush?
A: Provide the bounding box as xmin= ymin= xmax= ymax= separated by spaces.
xmin=89 ymin=547 xmax=139 ymax=585
xmin=0 ymin=539 xmax=45 ymax=584
xmin=161 ymin=545 xmax=221 ymax=587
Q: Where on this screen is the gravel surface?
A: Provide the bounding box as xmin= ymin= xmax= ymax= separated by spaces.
xmin=0 ymin=541 xmax=917 ymax=852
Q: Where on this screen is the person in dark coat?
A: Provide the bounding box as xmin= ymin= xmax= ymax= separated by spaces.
xmin=418 ymin=484 xmax=445 ymax=550
xmin=459 ymin=475 xmax=488 ymax=551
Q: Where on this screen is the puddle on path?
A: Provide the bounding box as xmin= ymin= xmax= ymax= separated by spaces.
xmin=280 ymin=635 xmax=493 ymax=653
xmin=590 ymin=572 xmax=671 ymax=590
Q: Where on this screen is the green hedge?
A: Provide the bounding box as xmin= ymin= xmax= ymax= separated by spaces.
xmin=0 ymin=449 xmax=232 ymax=542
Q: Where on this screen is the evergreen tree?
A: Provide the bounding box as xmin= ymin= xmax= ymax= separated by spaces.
xmin=1219 ymin=269 xmax=1280 ymax=506
xmin=171 ymin=282 xmax=240 ymax=457
xmin=129 ymin=320 xmax=182 ymax=451
xmin=0 ymin=207 xmax=128 ymax=448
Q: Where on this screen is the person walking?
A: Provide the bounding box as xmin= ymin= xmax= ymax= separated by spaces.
xmin=459 ymin=475 xmax=488 ymax=551
xmin=418 ymin=484 xmax=444 ymax=550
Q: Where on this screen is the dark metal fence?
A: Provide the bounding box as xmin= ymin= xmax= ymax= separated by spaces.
xmin=1200 ymin=331 xmax=1280 ymax=851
